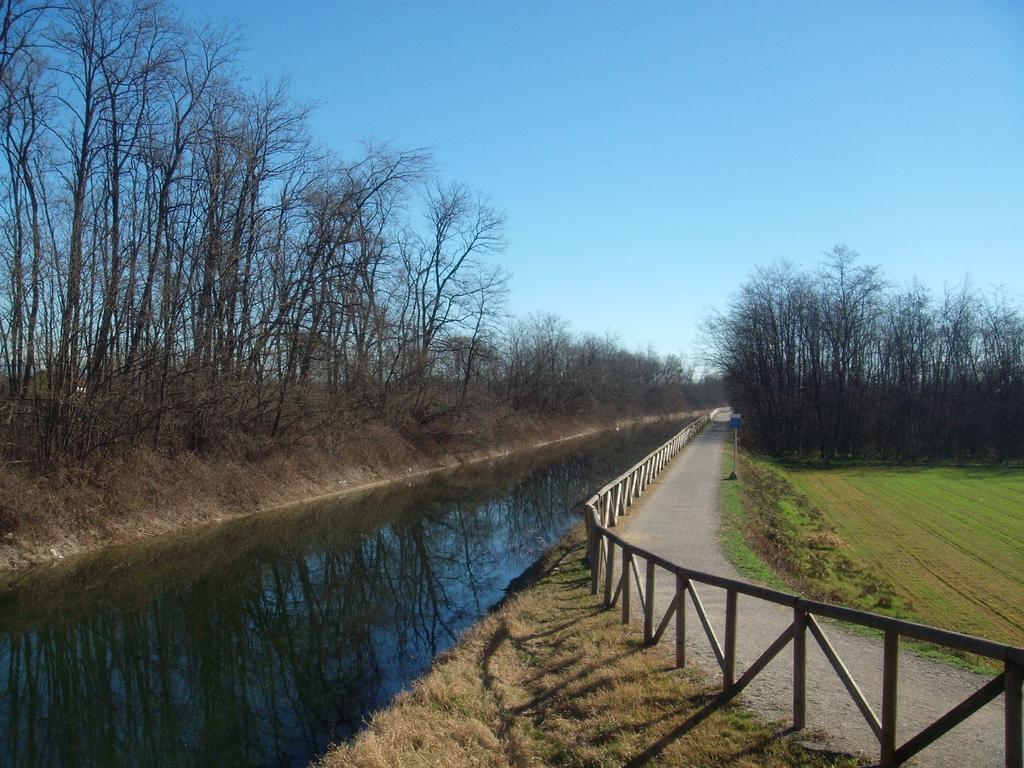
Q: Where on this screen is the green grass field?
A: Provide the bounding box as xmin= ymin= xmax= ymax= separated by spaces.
xmin=783 ymin=464 xmax=1024 ymax=648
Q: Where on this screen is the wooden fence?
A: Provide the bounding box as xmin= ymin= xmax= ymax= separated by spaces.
xmin=582 ymin=411 xmax=1024 ymax=768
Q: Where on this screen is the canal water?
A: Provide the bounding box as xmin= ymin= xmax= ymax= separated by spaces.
xmin=0 ymin=420 xmax=685 ymax=767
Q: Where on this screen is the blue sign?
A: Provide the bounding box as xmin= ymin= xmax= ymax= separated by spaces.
xmin=730 ymin=414 xmax=742 ymax=430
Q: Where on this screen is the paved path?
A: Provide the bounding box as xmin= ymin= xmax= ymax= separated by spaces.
xmin=616 ymin=412 xmax=1008 ymax=767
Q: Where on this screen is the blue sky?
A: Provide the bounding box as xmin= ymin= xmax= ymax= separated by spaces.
xmin=178 ymin=0 xmax=1024 ymax=359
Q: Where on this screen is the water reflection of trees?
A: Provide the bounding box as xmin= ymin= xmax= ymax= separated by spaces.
xmin=0 ymin=421 xmax=681 ymax=767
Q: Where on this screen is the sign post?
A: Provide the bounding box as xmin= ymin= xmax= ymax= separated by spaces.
xmin=729 ymin=413 xmax=742 ymax=480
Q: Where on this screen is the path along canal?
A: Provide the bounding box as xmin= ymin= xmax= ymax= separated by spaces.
xmin=0 ymin=419 xmax=686 ymax=767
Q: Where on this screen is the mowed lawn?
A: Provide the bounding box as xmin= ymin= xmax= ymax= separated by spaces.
xmin=784 ymin=466 xmax=1024 ymax=647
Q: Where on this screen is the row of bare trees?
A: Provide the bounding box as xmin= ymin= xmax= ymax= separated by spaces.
xmin=0 ymin=0 xmax=703 ymax=471
xmin=499 ymin=315 xmax=708 ymax=417
xmin=705 ymin=247 xmax=1024 ymax=461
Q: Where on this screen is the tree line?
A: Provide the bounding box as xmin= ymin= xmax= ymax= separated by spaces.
xmin=705 ymin=247 xmax=1023 ymax=461
xmin=0 ymin=0 xmax=713 ymax=471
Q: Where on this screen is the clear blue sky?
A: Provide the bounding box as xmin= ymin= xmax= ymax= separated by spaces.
xmin=178 ymin=0 xmax=1023 ymax=359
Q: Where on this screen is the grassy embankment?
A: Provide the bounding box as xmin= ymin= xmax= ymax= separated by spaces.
xmin=719 ymin=450 xmax=1024 ymax=668
xmin=0 ymin=412 xmax=686 ymax=573
xmin=320 ymin=527 xmax=858 ymax=768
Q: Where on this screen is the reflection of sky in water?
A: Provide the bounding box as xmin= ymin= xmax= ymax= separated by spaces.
xmin=0 ymin=421 xmax=683 ymax=767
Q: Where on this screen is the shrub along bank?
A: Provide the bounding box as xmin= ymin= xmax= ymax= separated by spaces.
xmin=0 ymin=412 xmax=686 ymax=572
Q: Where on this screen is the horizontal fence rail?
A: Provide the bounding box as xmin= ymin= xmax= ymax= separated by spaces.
xmin=581 ymin=410 xmax=1024 ymax=768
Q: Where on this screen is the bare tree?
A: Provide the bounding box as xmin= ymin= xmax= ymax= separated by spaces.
xmin=705 ymin=248 xmax=1024 ymax=461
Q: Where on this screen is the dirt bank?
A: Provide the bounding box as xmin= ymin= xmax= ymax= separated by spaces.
xmin=0 ymin=412 xmax=692 ymax=573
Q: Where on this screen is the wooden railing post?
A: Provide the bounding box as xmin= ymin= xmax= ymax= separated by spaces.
xmin=793 ymin=605 xmax=807 ymax=729
xmin=881 ymin=629 xmax=899 ymax=766
xmin=589 ymin=513 xmax=601 ymax=596
xmin=675 ymin=574 xmax=687 ymax=668
xmin=584 ymin=505 xmax=592 ymax=555
xmin=724 ymin=589 xmax=737 ymax=691
xmin=621 ymin=547 xmax=632 ymax=624
xmin=644 ymin=558 xmax=655 ymax=644
xmin=603 ymin=539 xmax=615 ymax=607
xmin=1007 ymin=659 xmax=1023 ymax=768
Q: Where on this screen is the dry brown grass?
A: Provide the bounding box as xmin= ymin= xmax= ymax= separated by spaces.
xmin=319 ymin=528 xmax=859 ymax=768
xmin=0 ymin=413 xmax=691 ymax=572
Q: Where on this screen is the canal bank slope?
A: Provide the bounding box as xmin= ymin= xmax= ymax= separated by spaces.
xmin=318 ymin=526 xmax=858 ymax=768
xmin=0 ymin=412 xmax=693 ymax=573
